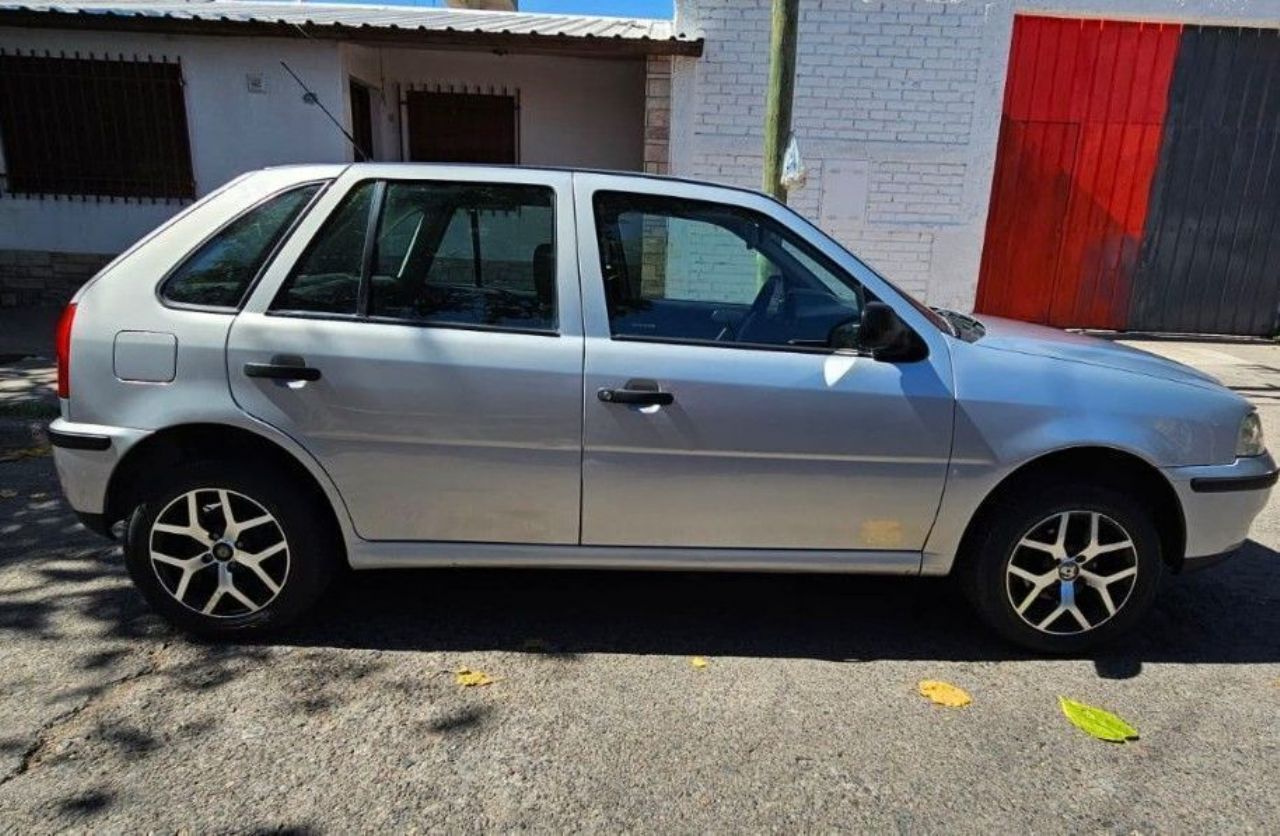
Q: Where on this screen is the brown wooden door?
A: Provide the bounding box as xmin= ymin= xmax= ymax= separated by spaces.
xmin=348 ymin=79 xmax=373 ymax=162
xmin=405 ymin=91 xmax=516 ymax=164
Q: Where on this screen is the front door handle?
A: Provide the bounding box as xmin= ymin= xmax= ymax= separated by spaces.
xmin=597 ymin=382 xmax=674 ymax=406
xmin=244 ymin=359 xmax=321 ymax=382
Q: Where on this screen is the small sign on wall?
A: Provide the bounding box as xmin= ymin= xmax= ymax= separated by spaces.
xmin=820 ymin=159 xmax=869 ymax=226
xmin=246 ymin=73 xmax=267 ymax=94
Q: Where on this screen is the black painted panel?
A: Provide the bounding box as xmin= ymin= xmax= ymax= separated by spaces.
xmin=1130 ymin=26 xmax=1280 ymax=336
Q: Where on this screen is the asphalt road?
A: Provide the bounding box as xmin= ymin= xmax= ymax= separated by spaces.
xmin=1 ymin=338 xmax=1278 ymax=833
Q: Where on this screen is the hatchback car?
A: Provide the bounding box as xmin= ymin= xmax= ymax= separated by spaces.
xmin=48 ymin=164 xmax=1275 ymax=652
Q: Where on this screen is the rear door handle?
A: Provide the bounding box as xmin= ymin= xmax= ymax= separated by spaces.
xmin=244 ymin=359 xmax=321 ymax=382
xmin=597 ymin=382 xmax=674 ymax=406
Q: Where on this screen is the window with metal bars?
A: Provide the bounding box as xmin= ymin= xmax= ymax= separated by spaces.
xmin=0 ymin=50 xmax=196 ymax=201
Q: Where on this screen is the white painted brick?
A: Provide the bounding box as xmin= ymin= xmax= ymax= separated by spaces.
xmin=672 ymin=0 xmax=1280 ymax=309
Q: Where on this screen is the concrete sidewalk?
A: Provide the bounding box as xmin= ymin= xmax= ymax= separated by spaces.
xmin=0 ymin=358 xmax=56 ymax=419
xmin=1117 ymin=335 xmax=1280 ymax=391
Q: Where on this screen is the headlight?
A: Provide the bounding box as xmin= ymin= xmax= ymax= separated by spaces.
xmin=1236 ymin=412 xmax=1266 ymax=457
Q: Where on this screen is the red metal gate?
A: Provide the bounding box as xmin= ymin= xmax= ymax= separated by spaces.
xmin=976 ymin=16 xmax=1182 ymax=329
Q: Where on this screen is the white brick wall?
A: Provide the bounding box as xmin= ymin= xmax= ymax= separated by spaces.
xmin=670 ymin=0 xmax=1280 ymax=311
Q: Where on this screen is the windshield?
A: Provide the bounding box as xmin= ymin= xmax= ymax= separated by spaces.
xmin=773 ymin=198 xmax=966 ymax=338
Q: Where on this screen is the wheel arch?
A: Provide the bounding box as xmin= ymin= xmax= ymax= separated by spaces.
xmin=956 ymin=445 xmax=1187 ymax=573
xmin=105 ymin=422 xmax=348 ymax=553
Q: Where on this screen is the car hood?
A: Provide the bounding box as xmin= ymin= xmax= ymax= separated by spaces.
xmin=970 ymin=315 xmax=1223 ymax=390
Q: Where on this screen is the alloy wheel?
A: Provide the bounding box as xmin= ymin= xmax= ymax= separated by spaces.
xmin=1005 ymin=510 xmax=1139 ymax=635
xmin=148 ymin=488 xmax=290 ymax=618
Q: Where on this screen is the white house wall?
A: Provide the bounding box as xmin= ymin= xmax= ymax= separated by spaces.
xmin=671 ymin=0 xmax=1280 ymax=311
xmin=0 ymin=28 xmax=347 ymax=255
xmin=340 ymin=45 xmax=645 ymax=171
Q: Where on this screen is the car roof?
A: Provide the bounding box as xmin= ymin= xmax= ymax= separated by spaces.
xmin=334 ymin=161 xmax=775 ymax=206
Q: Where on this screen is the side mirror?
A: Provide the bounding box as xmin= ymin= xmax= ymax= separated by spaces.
xmin=856 ymin=301 xmax=923 ymax=362
xmin=827 ymin=317 xmax=860 ymax=351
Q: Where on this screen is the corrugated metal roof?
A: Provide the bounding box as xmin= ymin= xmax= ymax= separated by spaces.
xmin=0 ymin=0 xmax=702 ymax=53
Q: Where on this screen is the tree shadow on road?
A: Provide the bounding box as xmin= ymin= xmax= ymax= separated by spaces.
xmin=283 ymin=539 xmax=1280 ymax=680
xmin=5 ymin=448 xmax=1279 ymax=683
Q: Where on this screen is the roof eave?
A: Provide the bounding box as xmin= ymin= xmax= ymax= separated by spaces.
xmin=0 ymin=9 xmax=705 ymax=57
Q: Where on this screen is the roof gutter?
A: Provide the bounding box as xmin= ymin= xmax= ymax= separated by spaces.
xmin=0 ymin=9 xmax=705 ymax=57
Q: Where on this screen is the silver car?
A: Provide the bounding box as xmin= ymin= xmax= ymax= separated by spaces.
xmin=48 ymin=164 xmax=1275 ymax=652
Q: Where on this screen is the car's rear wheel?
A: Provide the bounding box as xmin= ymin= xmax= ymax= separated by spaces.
xmin=961 ymin=482 xmax=1164 ymax=653
xmin=124 ymin=460 xmax=339 ymax=638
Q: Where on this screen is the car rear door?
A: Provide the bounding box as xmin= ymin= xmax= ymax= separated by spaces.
xmin=227 ymin=166 xmax=583 ymax=544
xmin=573 ymin=171 xmax=955 ymax=558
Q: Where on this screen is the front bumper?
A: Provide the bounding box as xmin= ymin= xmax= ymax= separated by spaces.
xmin=48 ymin=417 xmax=151 ymax=519
xmin=1164 ymin=451 xmax=1277 ymax=560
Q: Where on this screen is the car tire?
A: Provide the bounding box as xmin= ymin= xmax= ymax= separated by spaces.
xmin=124 ymin=460 xmax=340 ymax=639
xmin=960 ymin=481 xmax=1164 ymax=654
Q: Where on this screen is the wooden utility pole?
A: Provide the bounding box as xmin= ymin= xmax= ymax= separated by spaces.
xmin=761 ymin=0 xmax=799 ymax=202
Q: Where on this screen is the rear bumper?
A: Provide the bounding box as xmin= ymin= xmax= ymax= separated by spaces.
xmin=48 ymin=427 xmax=112 ymax=451
xmin=1164 ymin=452 xmax=1276 ymax=560
xmin=48 ymin=417 xmax=150 ymax=518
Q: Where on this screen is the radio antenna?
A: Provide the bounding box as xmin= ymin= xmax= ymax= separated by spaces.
xmin=280 ymin=60 xmax=367 ymax=160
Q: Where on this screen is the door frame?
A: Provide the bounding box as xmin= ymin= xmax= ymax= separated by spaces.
xmin=232 ymin=164 xmax=585 ymax=549
xmin=347 ymin=76 xmax=377 ymax=162
xmin=570 ymin=171 xmax=956 ymax=555
xmin=240 ymin=164 xmax=583 ymax=336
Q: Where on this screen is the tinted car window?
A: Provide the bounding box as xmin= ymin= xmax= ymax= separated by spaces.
xmin=369 ymin=182 xmax=556 ymax=331
xmin=161 ymin=183 xmax=321 ymax=308
xmin=272 ymin=181 xmax=376 ymax=315
xmin=593 ymin=192 xmax=867 ymax=349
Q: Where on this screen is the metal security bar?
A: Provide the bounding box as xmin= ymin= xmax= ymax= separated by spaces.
xmin=0 ymin=50 xmax=196 ymax=201
xmin=397 ymin=81 xmax=520 ymax=164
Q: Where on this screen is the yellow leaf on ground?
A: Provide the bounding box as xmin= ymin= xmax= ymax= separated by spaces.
xmin=690 ymin=656 xmax=709 ymax=669
xmin=0 ymin=444 xmax=50 ymax=462
xmin=1059 ymin=696 xmax=1139 ymax=742
xmin=454 ymin=668 xmax=494 ymax=687
xmin=918 ymin=680 xmax=972 ymax=708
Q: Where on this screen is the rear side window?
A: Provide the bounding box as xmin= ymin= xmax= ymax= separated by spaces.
xmin=271 ymin=179 xmax=556 ymax=332
xmin=272 ymin=181 xmax=376 ymax=315
xmin=368 ymin=182 xmax=556 ymax=330
xmin=161 ymin=183 xmax=322 ymax=309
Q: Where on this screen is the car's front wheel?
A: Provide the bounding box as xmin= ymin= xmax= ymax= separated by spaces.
xmin=124 ymin=461 xmax=339 ymax=638
xmin=961 ymin=482 xmax=1164 ymax=653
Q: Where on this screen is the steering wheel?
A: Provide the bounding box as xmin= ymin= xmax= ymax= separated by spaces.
xmin=735 ymin=274 xmax=791 ymax=344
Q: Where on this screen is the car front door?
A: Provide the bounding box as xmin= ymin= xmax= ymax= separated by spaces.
xmin=228 ymin=166 xmax=583 ymax=543
xmin=574 ymin=172 xmax=955 ymax=558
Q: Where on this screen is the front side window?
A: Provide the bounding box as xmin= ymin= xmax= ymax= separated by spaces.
xmin=161 ymin=184 xmax=322 ymax=309
xmin=593 ymin=192 xmax=868 ymax=349
xmin=368 ymin=182 xmax=556 ymax=330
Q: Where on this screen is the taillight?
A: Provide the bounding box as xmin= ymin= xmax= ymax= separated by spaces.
xmin=55 ymin=302 xmax=77 ymax=399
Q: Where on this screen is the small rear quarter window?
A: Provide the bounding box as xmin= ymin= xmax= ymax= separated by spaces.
xmin=161 ymin=183 xmax=323 ymax=309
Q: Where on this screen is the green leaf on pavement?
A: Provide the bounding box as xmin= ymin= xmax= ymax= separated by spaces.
xmin=1059 ymin=696 xmax=1139 ymax=742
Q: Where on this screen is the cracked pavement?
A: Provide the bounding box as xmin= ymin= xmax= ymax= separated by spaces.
xmin=1 ymin=338 xmax=1279 ymax=833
